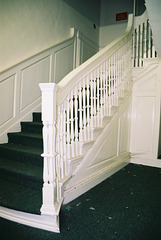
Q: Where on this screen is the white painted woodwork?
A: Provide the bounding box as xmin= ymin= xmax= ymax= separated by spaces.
xmin=39 ymin=13 xmax=133 ymax=231
xmin=0 ymin=206 xmax=60 ymax=233
xmin=0 ymin=75 xmax=15 ymax=126
xmin=132 ymin=10 xmax=157 ymax=67
xmin=64 ymin=94 xmax=132 ymax=204
xmin=20 ymin=56 xmax=50 ymax=110
xmin=145 ymin=0 xmax=161 ymax=57
xmin=39 ymin=83 xmax=60 ymax=216
xmin=130 ymin=59 xmax=161 ymax=164
xmin=54 ymin=44 xmax=74 ymax=84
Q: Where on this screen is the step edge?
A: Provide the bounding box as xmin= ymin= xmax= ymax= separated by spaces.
xmin=0 ymin=206 xmax=60 ymax=233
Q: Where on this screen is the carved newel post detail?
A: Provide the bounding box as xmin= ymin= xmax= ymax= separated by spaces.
xmin=39 ymin=83 xmax=59 ymax=216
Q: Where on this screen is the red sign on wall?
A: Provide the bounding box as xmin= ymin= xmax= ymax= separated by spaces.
xmin=116 ymin=12 xmax=128 ymax=21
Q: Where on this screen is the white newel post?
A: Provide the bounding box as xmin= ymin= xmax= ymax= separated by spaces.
xmin=39 ymin=83 xmax=59 ymax=216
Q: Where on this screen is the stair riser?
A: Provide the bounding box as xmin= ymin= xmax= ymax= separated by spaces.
xmin=21 ymin=123 xmax=43 ymax=134
xmin=32 ymin=113 xmax=42 ymax=122
xmin=0 ymin=148 xmax=43 ymax=167
xmin=8 ymin=134 xmax=43 ymax=148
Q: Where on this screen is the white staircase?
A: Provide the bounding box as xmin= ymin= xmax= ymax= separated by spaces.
xmin=0 ymin=9 xmax=160 ymax=233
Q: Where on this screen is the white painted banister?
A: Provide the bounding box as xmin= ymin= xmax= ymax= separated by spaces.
xmin=39 ymin=9 xmax=160 ymax=232
xmin=133 ymin=10 xmax=157 ymax=67
xmin=39 ymin=83 xmax=61 ymax=216
xmin=39 ymin=13 xmax=134 ymax=224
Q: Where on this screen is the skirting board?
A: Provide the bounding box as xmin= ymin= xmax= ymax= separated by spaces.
xmin=63 ymin=156 xmax=130 ymax=204
xmin=0 ymin=206 xmax=60 ymax=233
xmin=130 ymin=156 xmax=161 ymax=168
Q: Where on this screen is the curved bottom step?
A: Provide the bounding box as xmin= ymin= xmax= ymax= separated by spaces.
xmin=0 ymin=206 xmax=60 ymax=233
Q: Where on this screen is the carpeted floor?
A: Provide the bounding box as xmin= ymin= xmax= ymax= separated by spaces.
xmin=1 ymin=163 xmax=161 ymax=240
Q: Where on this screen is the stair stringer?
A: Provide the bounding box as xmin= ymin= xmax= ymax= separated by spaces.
xmin=63 ymin=92 xmax=132 ymax=204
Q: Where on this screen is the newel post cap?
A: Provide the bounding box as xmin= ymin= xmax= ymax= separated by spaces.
xmin=39 ymin=83 xmax=58 ymax=122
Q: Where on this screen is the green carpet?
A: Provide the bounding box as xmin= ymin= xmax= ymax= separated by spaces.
xmin=1 ymin=163 xmax=161 ymax=240
xmin=0 ymin=113 xmax=43 ymax=214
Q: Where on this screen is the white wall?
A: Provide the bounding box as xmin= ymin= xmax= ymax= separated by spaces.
xmin=99 ymin=0 xmax=133 ymax=48
xmin=99 ymin=0 xmax=146 ymax=48
xmin=99 ymin=23 xmax=127 ymax=49
xmin=0 ymin=0 xmax=99 ymax=72
xmin=100 ymin=0 xmax=133 ymax=26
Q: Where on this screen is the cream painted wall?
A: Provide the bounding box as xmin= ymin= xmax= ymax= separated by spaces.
xmin=99 ymin=0 xmax=132 ymax=48
xmin=99 ymin=0 xmax=145 ymax=48
xmin=0 ymin=0 xmax=99 ymax=72
xmin=99 ymin=22 xmax=127 ymax=49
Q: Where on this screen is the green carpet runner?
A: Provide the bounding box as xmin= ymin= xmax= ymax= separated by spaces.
xmin=0 ymin=113 xmax=43 ymax=214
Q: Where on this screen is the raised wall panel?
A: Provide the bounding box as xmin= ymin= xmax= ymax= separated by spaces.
xmin=119 ymin=109 xmax=130 ymax=154
xmin=81 ymin=42 xmax=97 ymax=63
xmin=0 ymin=75 xmax=15 ymax=126
xmin=130 ymin=62 xmax=161 ymax=161
xmin=20 ymin=56 xmax=51 ymax=111
xmin=54 ymin=43 xmax=74 ymax=84
xmin=135 ymin=74 xmax=157 ymax=92
xmin=132 ymin=96 xmax=155 ymax=154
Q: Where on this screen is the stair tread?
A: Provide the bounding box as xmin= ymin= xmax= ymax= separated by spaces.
xmin=0 ymin=157 xmax=42 ymax=179
xmin=0 ymin=178 xmax=41 ymax=214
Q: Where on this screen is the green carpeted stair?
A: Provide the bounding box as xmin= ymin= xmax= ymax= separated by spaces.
xmin=0 ymin=113 xmax=43 ymax=214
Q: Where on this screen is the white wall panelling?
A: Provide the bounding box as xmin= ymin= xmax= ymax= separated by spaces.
xmin=79 ymin=32 xmax=99 ymax=64
xmin=54 ymin=43 xmax=75 ymax=84
xmin=0 ymin=75 xmax=16 ymax=125
xmin=119 ymin=103 xmax=132 ymax=155
xmin=20 ymin=56 xmax=51 ymax=110
xmin=0 ymin=29 xmax=98 ymax=143
xmin=130 ymin=59 xmax=161 ymax=164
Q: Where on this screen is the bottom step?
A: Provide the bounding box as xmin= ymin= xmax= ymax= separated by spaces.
xmin=0 ymin=179 xmax=42 ymax=215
